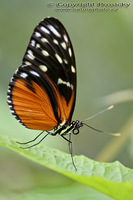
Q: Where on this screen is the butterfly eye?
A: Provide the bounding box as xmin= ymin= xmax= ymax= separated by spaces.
xmin=73 ymin=128 xmax=79 ymax=135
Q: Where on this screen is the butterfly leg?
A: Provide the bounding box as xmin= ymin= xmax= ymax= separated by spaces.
xmin=16 ymin=131 xmax=44 ymax=145
xmin=17 ymin=132 xmax=49 ymax=149
xmin=17 ymin=130 xmax=57 ymax=149
xmin=68 ymin=133 xmax=71 ymax=155
xmin=61 ymin=134 xmax=77 ymax=171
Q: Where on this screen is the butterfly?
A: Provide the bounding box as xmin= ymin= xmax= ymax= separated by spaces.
xmin=7 ymin=17 xmax=118 ymax=170
xmin=7 ymin=17 xmax=84 ymax=170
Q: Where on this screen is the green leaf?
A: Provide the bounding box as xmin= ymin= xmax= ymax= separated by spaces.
xmin=0 ymin=135 xmax=133 ymax=200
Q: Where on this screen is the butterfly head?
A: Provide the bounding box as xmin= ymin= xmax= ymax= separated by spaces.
xmin=71 ymin=120 xmax=83 ymax=135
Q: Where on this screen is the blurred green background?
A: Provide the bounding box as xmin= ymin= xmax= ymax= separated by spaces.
xmin=0 ymin=0 xmax=133 ymax=199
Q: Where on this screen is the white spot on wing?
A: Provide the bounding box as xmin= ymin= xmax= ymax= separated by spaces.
xmin=10 ymin=77 xmax=14 ymax=82
xmin=61 ymin=42 xmax=67 ymax=50
xmin=7 ymin=100 xmax=12 ymax=104
xmin=39 ymin=65 xmax=47 ymax=72
xmin=42 ymin=50 xmax=49 ymax=56
xmin=21 ymin=64 xmax=27 ymax=68
xmin=64 ymin=59 xmax=68 ymax=64
xmin=40 ymin=26 xmax=50 ymax=34
xmin=71 ymin=65 xmax=76 ymax=73
xmin=7 ymin=86 xmax=11 ymax=92
xmin=11 ymin=110 xmax=15 ymax=113
xmin=20 ymin=72 xmax=28 ymax=78
xmin=36 ymin=43 xmax=41 ymax=48
xmin=30 ymin=70 xmax=40 ymax=77
xmin=35 ymin=32 xmax=41 ymax=37
xmin=25 ymin=61 xmax=32 ymax=65
xmin=47 ymin=25 xmax=61 ymax=37
xmin=68 ymin=48 xmax=72 ymax=57
xmin=53 ymin=39 xmax=58 ymax=45
xmin=41 ymin=38 xmax=48 ymax=43
xmin=31 ymin=40 xmax=35 ymax=47
xmin=15 ymin=69 xmax=18 ymax=74
xmin=63 ymin=34 xmax=68 ymax=43
xmin=55 ymin=53 xmax=63 ymax=64
xmin=27 ymin=50 xmax=35 ymax=60
xmin=57 ymin=78 xmax=73 ymax=90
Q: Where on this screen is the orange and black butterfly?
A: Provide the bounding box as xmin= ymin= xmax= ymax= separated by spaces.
xmin=7 ymin=17 xmax=83 ymax=169
xmin=7 ymin=17 xmax=119 ymax=169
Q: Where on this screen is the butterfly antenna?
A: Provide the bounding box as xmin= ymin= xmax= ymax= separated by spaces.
xmin=82 ymin=123 xmax=121 ymax=136
xmin=82 ymin=105 xmax=121 ymax=136
xmin=82 ymin=105 xmax=114 ymax=122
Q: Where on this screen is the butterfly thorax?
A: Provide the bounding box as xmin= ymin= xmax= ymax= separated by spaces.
xmin=54 ymin=120 xmax=83 ymax=136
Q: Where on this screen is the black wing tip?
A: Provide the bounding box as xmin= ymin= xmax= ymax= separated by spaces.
xmin=42 ymin=17 xmax=62 ymax=25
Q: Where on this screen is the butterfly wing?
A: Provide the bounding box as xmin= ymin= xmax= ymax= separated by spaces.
xmin=7 ymin=17 xmax=76 ymax=131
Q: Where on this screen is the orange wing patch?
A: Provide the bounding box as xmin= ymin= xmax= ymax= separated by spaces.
xmin=59 ymin=92 xmax=74 ymax=122
xmin=44 ymin=75 xmax=75 ymax=125
xmin=11 ymin=75 xmax=74 ymax=131
xmin=12 ymin=79 xmax=58 ymax=130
